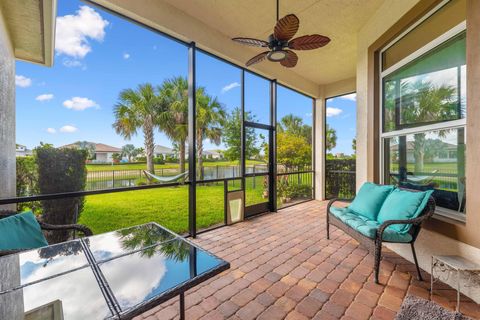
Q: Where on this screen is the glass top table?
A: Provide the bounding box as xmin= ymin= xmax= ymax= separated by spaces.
xmin=0 ymin=223 xmax=230 ymax=320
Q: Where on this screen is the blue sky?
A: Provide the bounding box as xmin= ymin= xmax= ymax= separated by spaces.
xmin=326 ymin=94 xmax=357 ymax=155
xmin=16 ymin=0 xmax=353 ymax=154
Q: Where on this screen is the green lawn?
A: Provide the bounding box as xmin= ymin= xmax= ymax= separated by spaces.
xmin=86 ymin=160 xmax=265 ymax=172
xmin=389 ymin=162 xmax=459 ymax=172
xmin=79 ymin=177 xmax=268 ymax=235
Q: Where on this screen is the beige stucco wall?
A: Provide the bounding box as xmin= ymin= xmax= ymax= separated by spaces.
xmin=356 ymin=0 xmax=480 ymax=303
xmin=356 ymin=0 xmax=421 ymax=190
xmin=324 ymin=77 xmax=356 ymax=99
xmin=0 ymin=6 xmax=16 ymax=206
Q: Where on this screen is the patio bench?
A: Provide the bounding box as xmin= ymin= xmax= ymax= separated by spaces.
xmin=326 ymin=182 xmax=435 ymax=284
xmin=0 ymin=210 xmax=93 ymax=256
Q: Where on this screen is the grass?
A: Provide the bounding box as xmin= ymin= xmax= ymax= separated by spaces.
xmin=79 ymin=177 xmax=268 ymax=235
xmin=86 ymin=160 xmax=265 ymax=172
xmin=389 ymin=162 xmax=459 ymax=172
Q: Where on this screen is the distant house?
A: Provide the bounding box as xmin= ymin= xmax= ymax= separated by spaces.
xmin=62 ymin=142 xmax=122 ymax=163
xmin=153 ymin=145 xmax=176 ymax=158
xmin=390 ymin=141 xmax=458 ymax=163
xmin=16 ymin=144 xmax=33 ymax=157
xmin=204 ymin=150 xmax=223 ymax=160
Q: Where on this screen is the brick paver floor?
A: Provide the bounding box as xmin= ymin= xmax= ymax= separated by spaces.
xmin=137 ymin=200 xmax=480 ymax=320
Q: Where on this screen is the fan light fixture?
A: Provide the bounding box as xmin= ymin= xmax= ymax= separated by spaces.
xmin=267 ymin=50 xmax=287 ymax=61
xmin=232 ymin=0 xmax=331 ymax=68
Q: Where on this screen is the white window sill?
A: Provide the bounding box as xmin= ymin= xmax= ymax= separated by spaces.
xmin=433 ymin=207 xmax=466 ymax=224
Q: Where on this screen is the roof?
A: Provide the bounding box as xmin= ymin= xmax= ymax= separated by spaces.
xmin=0 ymin=0 xmax=56 ymax=66
xmin=95 ymin=143 xmax=121 ymax=153
xmin=154 ymin=145 xmax=174 ymax=154
xmin=61 ymin=141 xmax=121 ymax=153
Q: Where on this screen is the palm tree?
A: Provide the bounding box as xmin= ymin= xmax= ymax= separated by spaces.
xmin=77 ymin=141 xmax=96 ymax=160
xmin=400 ymin=80 xmax=456 ymax=172
xmin=121 ymin=144 xmax=136 ymax=162
xmin=196 ymin=88 xmax=226 ymax=180
xmin=326 ymin=124 xmax=337 ymax=151
xmin=279 ymin=114 xmax=312 ymax=144
xmin=157 ymin=77 xmax=189 ymax=173
xmin=113 ymin=83 xmax=163 ymax=173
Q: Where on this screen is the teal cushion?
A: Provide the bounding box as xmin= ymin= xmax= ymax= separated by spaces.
xmin=348 ymin=183 xmax=395 ymax=220
xmin=0 ymin=211 xmax=48 ymax=250
xmin=329 ymin=206 xmax=349 ymax=218
xmin=377 ymin=189 xmax=434 ymax=233
xmin=354 ymin=220 xmax=413 ymax=243
xmin=330 ymin=205 xmax=412 ymax=242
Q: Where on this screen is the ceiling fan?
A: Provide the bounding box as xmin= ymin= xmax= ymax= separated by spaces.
xmin=232 ymin=0 xmax=330 ymax=68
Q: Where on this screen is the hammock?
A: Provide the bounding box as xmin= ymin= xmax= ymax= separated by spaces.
xmin=143 ymin=170 xmax=188 ymax=184
xmin=406 ymin=169 xmax=439 ymax=184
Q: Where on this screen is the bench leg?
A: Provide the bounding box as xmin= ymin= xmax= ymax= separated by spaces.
xmin=411 ymin=243 xmax=423 ymax=281
xmin=374 ymin=239 xmax=382 ymax=284
xmin=326 ymin=213 xmax=330 ymax=240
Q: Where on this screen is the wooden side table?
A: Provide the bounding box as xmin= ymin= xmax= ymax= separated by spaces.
xmin=431 ymin=255 xmax=480 ymax=311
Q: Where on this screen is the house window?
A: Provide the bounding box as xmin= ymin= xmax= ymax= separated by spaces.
xmin=381 ymin=22 xmax=466 ymax=219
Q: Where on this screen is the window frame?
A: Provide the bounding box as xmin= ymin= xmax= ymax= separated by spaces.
xmin=379 ymin=12 xmax=467 ymax=222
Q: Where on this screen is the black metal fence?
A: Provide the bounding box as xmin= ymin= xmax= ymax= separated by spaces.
xmin=86 ymin=164 xmax=313 ymax=191
xmin=325 ymin=159 xmax=356 ymax=199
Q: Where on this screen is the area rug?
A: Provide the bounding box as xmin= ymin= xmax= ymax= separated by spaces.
xmin=395 ymin=295 xmax=473 ymax=320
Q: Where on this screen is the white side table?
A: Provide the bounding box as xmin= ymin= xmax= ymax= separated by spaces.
xmin=431 ymin=255 xmax=480 ymax=311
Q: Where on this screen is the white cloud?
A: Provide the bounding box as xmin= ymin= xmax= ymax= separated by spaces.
xmin=341 ymin=93 xmax=356 ymax=101
xmin=305 ymin=113 xmax=312 ymax=117
xmin=62 ymin=58 xmax=84 ymax=68
xmin=55 ymin=5 xmax=109 ymax=59
xmin=15 ymin=75 xmax=32 ymax=88
xmin=63 ymin=97 xmax=98 ymax=111
xmin=46 ymin=128 xmax=57 ymax=134
xmin=326 ymin=107 xmax=343 ymax=117
xmin=221 ymin=82 xmax=240 ymax=93
xmin=59 ymin=125 xmax=78 ymax=133
xmin=36 ymin=94 xmax=54 ymax=102
xmin=123 ymin=53 xmax=130 ymax=59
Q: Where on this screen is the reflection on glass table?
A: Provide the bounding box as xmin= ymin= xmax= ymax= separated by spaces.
xmin=0 ymin=266 xmax=114 ymax=320
xmin=0 ymin=222 xmax=230 ymax=320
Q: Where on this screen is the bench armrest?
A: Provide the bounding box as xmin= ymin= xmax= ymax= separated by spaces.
xmin=38 ymin=221 xmax=93 ymax=237
xmin=327 ymin=198 xmax=354 ymax=212
xmin=377 ymin=215 xmax=429 ymax=240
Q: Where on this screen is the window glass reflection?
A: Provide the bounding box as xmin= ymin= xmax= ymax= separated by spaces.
xmin=385 ymin=128 xmax=466 ymax=213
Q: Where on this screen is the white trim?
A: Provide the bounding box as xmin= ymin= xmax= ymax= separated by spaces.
xmin=380 ymin=119 xmax=466 ymax=139
xmin=380 ymin=0 xmax=451 ymax=55
xmin=381 ymin=21 xmax=466 ymax=78
xmin=434 ymin=208 xmax=466 ymax=223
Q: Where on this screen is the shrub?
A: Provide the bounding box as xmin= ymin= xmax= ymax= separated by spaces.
xmin=36 ymin=145 xmax=87 ymax=243
xmin=16 ymin=156 xmax=39 ymax=211
xmin=154 ymin=156 xmax=165 ymax=164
